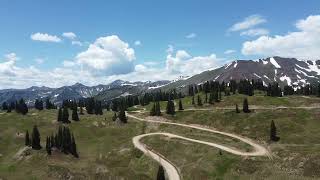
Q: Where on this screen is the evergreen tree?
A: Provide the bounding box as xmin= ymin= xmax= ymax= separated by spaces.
xmin=72 ymin=106 xmax=79 ymax=121
xmin=178 ymin=99 xmax=184 ymax=111
xmin=150 ymin=102 xmax=156 ymax=116
xmin=235 ymin=104 xmax=240 ymax=113
xmin=62 ymin=107 xmax=70 ymax=123
xmin=166 ymin=99 xmax=175 ymax=115
xmin=31 ymin=125 xmax=42 ymax=150
xmin=157 ymin=165 xmax=166 ymax=180
xmin=79 ymin=105 xmax=84 ymax=115
xmin=242 ymin=98 xmax=250 ymax=113
xmin=270 ymin=120 xmax=280 ymax=141
xmin=118 ymin=108 xmax=127 ymax=123
xmin=112 ymin=112 xmax=117 ymax=121
xmin=57 ymin=108 xmax=63 ymax=122
xmin=46 ymin=136 xmax=51 ymax=155
xmin=6 ymin=106 xmax=12 ymax=113
xmin=71 ymin=134 xmax=79 ymax=158
xmin=155 ymin=101 xmax=161 ymax=116
xmin=197 ymin=95 xmax=203 ymax=106
xmin=25 ymin=130 xmax=31 ymax=146
xmin=19 ymin=98 xmax=28 ymax=115
xmin=2 ymin=102 xmax=8 ymax=110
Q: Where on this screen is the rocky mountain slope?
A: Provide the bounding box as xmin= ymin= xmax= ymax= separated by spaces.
xmin=160 ymin=56 xmax=320 ymax=91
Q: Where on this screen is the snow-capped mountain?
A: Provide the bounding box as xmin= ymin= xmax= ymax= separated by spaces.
xmin=160 ymin=56 xmax=320 ymax=91
xmin=0 ymin=80 xmax=171 ymax=105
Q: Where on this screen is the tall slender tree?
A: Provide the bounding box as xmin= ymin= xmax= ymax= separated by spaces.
xmin=242 ymin=98 xmax=250 ymax=113
xmin=25 ymin=130 xmax=31 ymax=146
xmin=31 ymin=125 xmax=41 ymax=150
xmin=197 ymin=95 xmax=203 ymax=106
xmin=178 ymin=99 xmax=184 ymax=111
xmin=270 ymin=120 xmax=280 ymax=141
xmin=72 ymin=106 xmax=79 ymax=121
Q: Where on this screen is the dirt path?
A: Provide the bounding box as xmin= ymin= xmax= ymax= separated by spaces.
xmin=129 ymin=112 xmax=271 ymax=180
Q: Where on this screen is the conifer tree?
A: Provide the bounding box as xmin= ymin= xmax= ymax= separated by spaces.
xmin=150 ymin=102 xmax=156 ymax=116
xmin=71 ymin=134 xmax=79 ymax=158
xmin=157 ymin=165 xmax=166 ymax=180
xmin=62 ymin=107 xmax=70 ymax=123
xmin=155 ymin=101 xmax=161 ymax=116
xmin=57 ymin=108 xmax=63 ymax=122
xmin=46 ymin=136 xmax=51 ymax=155
xmin=242 ymin=98 xmax=250 ymax=113
xmin=79 ymin=105 xmax=84 ymax=115
xmin=178 ymin=99 xmax=184 ymax=111
xmin=112 ymin=112 xmax=117 ymax=121
xmin=197 ymin=95 xmax=203 ymax=106
xmin=25 ymin=130 xmax=31 ymax=146
xmin=236 ymin=104 xmax=240 ymax=113
xmin=166 ymin=99 xmax=175 ymax=115
xmin=2 ymin=102 xmax=8 ymax=110
xmin=31 ymin=125 xmax=41 ymax=150
xmin=7 ymin=106 xmax=12 ymax=113
xmin=270 ymin=120 xmax=280 ymax=141
xmin=118 ymin=108 xmax=127 ymax=123
xmin=72 ymin=106 xmax=79 ymax=121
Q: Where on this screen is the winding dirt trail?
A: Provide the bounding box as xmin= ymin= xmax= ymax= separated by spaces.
xmin=129 ymin=111 xmax=271 ymax=180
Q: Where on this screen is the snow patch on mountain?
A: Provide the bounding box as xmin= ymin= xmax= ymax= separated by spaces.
xmin=280 ymin=75 xmax=292 ymax=86
xmin=270 ymin=57 xmax=281 ymax=68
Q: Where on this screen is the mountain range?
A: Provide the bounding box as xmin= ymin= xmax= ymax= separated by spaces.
xmin=1 ymin=56 xmax=320 ymax=105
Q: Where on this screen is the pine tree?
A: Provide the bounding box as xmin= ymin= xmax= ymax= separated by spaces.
xmin=19 ymin=98 xmax=28 ymax=115
xmin=2 ymin=102 xmax=8 ymax=110
xmin=178 ymin=99 xmax=184 ymax=111
xmin=71 ymin=134 xmax=79 ymax=158
xmin=57 ymin=108 xmax=63 ymax=122
xmin=62 ymin=107 xmax=70 ymax=123
xmin=192 ymin=96 xmax=195 ymax=105
xmin=166 ymin=100 xmax=175 ymax=115
xmin=31 ymin=125 xmax=41 ymax=150
xmin=155 ymin=101 xmax=161 ymax=116
xmin=242 ymin=98 xmax=250 ymax=113
xmin=72 ymin=106 xmax=79 ymax=121
xmin=118 ymin=108 xmax=127 ymax=123
xmin=270 ymin=120 xmax=280 ymax=141
xmin=150 ymin=102 xmax=156 ymax=116
xmin=197 ymin=95 xmax=203 ymax=106
xmin=157 ymin=165 xmax=166 ymax=180
xmin=235 ymin=104 xmax=240 ymax=113
xmin=112 ymin=112 xmax=117 ymax=121
xmin=46 ymin=136 xmax=52 ymax=155
xmin=25 ymin=130 xmax=31 ymax=146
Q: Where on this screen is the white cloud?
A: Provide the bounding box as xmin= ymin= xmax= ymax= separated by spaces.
xmin=71 ymin=41 xmax=83 ymax=46
xmin=186 ymin=33 xmax=197 ymax=39
xmin=134 ymin=40 xmax=141 ymax=46
xmin=63 ymin=60 xmax=76 ymax=67
xmin=62 ymin=32 xmax=77 ymax=40
xmin=30 ymin=33 xmax=61 ymax=42
xmin=5 ymin=53 xmax=19 ymax=61
xmin=76 ymin=35 xmax=135 ymax=75
xmin=229 ymin=14 xmax=267 ymax=32
xmin=242 ymin=15 xmax=320 ymax=60
xmin=240 ymin=28 xmax=269 ymax=37
xmin=224 ymin=49 xmax=236 ymax=54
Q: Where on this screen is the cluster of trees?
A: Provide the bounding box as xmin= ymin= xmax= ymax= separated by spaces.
xmin=150 ymin=101 xmax=161 ymax=116
xmin=84 ymin=98 xmax=103 ymax=115
xmin=166 ymin=99 xmax=175 ymax=115
xmin=57 ymin=105 xmax=80 ymax=123
xmin=45 ymin=98 xmax=56 ymax=109
xmin=112 ymin=110 xmax=127 ymax=123
xmin=2 ymin=99 xmax=29 ymax=114
xmin=235 ymin=98 xmax=250 ymax=113
xmin=34 ymin=99 xmax=44 ymax=110
xmin=45 ymin=126 xmax=79 ymax=158
xmin=25 ymin=125 xmax=42 ymax=150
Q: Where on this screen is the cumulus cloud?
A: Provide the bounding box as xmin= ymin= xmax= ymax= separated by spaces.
xmin=240 ymin=28 xmax=269 ymax=37
xmin=242 ymin=15 xmax=320 ymax=60
xmin=76 ymin=35 xmax=135 ymax=75
xmin=186 ymin=33 xmax=197 ymax=39
xmin=134 ymin=40 xmax=141 ymax=46
xmin=35 ymin=58 xmax=44 ymax=64
xmin=229 ymin=14 xmax=267 ymax=32
xmin=62 ymin=32 xmax=77 ymax=40
xmin=30 ymin=33 xmax=61 ymax=42
xmin=224 ymin=49 xmax=236 ymax=54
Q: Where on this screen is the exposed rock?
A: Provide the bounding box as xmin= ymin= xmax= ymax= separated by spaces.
xmin=13 ymin=146 xmax=32 ymax=161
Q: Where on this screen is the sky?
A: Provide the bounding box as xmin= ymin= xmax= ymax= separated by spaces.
xmin=0 ymin=0 xmax=319 ymax=89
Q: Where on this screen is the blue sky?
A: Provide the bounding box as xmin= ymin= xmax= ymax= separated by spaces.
xmin=0 ymin=0 xmax=319 ymax=88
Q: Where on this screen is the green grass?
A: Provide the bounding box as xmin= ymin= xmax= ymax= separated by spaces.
xmin=1 ymin=93 xmax=320 ymax=179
